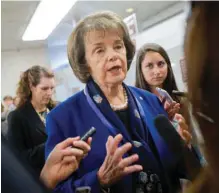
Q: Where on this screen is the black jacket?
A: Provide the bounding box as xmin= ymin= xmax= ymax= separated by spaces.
xmin=2 ymin=135 xmax=50 ymax=193
xmin=7 ymin=101 xmax=53 ymax=176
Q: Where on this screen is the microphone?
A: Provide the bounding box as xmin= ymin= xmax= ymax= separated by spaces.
xmin=172 ymin=90 xmax=187 ymax=97
xmin=154 ymin=115 xmax=201 ymax=180
xmin=154 ymin=114 xmax=184 ymax=160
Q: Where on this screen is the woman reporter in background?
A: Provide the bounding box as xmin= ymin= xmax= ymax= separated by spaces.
xmin=135 ymin=43 xmax=193 ymax=146
xmin=135 ymin=43 xmax=179 ymax=103
xmin=8 ymin=65 xmax=57 ymax=175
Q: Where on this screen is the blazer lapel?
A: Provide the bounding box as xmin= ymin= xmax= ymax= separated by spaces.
xmin=130 ymin=88 xmax=174 ymax=168
xmin=85 ymin=84 xmax=132 ymax=143
xmin=22 ymin=101 xmax=47 ymax=136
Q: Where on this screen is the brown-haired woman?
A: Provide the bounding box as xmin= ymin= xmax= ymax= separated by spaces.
xmin=135 ymin=43 xmax=179 ymax=102
xmin=8 ymin=65 xmax=56 ymax=176
xmin=135 ymin=43 xmax=196 ymax=146
xmin=135 ymin=43 xmax=184 ymax=119
xmin=184 ymin=1 xmax=219 ymax=193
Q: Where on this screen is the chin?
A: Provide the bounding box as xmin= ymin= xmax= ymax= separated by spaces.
xmin=108 ymin=75 xmax=125 ymax=85
xmin=153 ymin=82 xmax=164 ymax=87
xmin=43 ymin=100 xmax=50 ymax=105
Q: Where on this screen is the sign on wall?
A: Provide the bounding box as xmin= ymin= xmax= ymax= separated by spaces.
xmin=123 ymin=13 xmax=138 ymax=40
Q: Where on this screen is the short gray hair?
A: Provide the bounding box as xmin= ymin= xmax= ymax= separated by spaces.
xmin=67 ymin=11 xmax=135 ymax=83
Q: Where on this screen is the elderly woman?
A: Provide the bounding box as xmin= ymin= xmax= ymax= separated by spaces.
xmin=45 ymin=11 xmax=200 ymax=193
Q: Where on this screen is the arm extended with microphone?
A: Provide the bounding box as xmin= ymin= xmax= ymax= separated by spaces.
xmin=154 ymin=115 xmax=202 ymax=181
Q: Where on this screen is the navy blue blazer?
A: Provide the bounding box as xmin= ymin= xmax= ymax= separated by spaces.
xmin=45 ymin=86 xmax=200 ymax=193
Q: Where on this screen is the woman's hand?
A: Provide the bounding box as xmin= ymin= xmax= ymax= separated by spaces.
xmin=156 ymin=92 xmax=180 ymax=120
xmin=163 ymin=100 xmax=180 ymax=120
xmin=97 ymin=134 xmax=143 ymax=187
xmin=175 ymin=114 xmax=192 ymax=146
xmin=40 ymin=137 xmax=92 ymax=189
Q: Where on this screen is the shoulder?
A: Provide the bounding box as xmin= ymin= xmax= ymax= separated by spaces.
xmin=128 ymin=86 xmax=167 ymax=114
xmin=7 ymin=109 xmax=25 ymax=133
xmin=128 ymin=86 xmax=159 ymax=102
xmin=8 ymin=108 xmax=21 ymax=121
xmin=10 ymin=101 xmax=34 ymax=118
xmin=15 ymin=101 xmax=33 ymax=114
xmin=49 ymin=90 xmax=85 ymax=119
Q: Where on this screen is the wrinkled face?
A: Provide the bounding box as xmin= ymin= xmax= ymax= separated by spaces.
xmin=141 ymin=51 xmax=168 ymax=88
xmin=84 ymin=29 xmax=127 ymax=87
xmin=30 ymin=77 xmax=55 ymax=106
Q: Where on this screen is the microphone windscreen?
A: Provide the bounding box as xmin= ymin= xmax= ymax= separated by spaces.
xmin=154 ymin=115 xmax=202 ymax=180
xmin=154 ymin=114 xmax=184 ymax=158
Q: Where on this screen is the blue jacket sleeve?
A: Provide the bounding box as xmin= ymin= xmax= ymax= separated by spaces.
xmin=45 ymin=113 xmax=102 ymax=193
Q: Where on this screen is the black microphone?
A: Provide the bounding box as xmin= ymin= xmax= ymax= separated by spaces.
xmin=154 ymin=115 xmax=202 ymax=180
xmin=172 ymin=90 xmax=187 ymax=97
xmin=80 ymin=127 xmax=96 ymax=141
xmin=154 ymin=114 xmax=184 ymax=160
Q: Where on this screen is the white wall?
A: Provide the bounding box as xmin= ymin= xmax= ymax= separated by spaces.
xmin=128 ymin=12 xmax=187 ymax=91
xmin=167 ymin=45 xmax=186 ymax=91
xmin=135 ymin=13 xmax=185 ymax=51
xmin=1 ymin=47 xmax=50 ymax=98
xmin=47 ymin=45 xmax=84 ymax=101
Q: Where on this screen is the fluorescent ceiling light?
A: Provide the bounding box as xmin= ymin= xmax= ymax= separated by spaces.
xmin=22 ymin=0 xmax=77 ymax=41
xmin=126 ymin=8 xmax=134 ymax=13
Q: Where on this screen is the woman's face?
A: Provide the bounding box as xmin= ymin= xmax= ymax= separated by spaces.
xmin=141 ymin=51 xmax=168 ymax=89
xmin=84 ymin=29 xmax=127 ymax=87
xmin=30 ymin=77 xmax=55 ymax=106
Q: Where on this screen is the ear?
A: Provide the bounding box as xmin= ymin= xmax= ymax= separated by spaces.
xmin=86 ymin=60 xmax=92 ymax=73
xmin=29 ymin=82 xmax=34 ymax=92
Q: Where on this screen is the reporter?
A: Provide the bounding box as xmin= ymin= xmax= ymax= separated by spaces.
xmin=184 ymin=1 xmax=219 ymax=192
xmin=41 ymin=137 xmax=92 ymax=189
xmin=135 ymin=43 xmax=180 ymax=104
xmin=135 ymin=43 xmax=192 ymax=145
xmin=8 ymin=66 xmax=57 ymax=175
xmin=2 ymin=135 xmax=92 ymax=192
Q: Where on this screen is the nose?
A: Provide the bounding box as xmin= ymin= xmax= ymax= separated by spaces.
xmin=107 ymin=48 xmax=118 ymax=62
xmin=47 ymin=88 xmax=53 ymax=96
xmin=153 ymin=65 xmax=161 ymax=76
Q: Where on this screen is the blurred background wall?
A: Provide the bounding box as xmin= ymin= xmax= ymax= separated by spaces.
xmin=1 ymin=0 xmax=189 ymax=101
